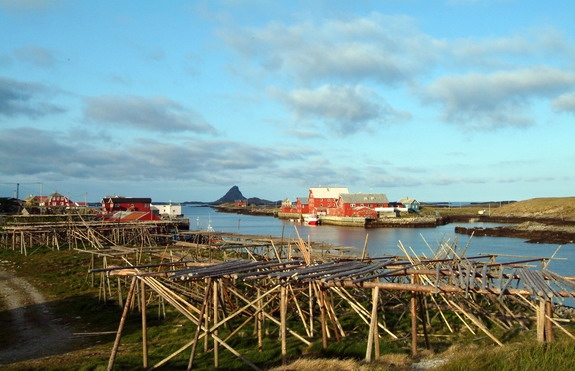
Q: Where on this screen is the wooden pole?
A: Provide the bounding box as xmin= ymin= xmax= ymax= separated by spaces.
xmin=319 ymin=287 xmax=328 ymax=349
xmin=361 ymin=234 xmax=369 ymax=261
xmin=545 ymin=300 xmax=554 ymax=342
xmin=309 ymin=282 xmax=314 ymax=338
xmin=365 ymin=286 xmax=379 ymax=362
xmin=280 ymin=284 xmax=287 ymax=365
xmin=107 ymin=276 xmax=137 ymax=371
xmin=537 ymin=299 xmax=554 ymax=343
xmin=213 ymin=279 xmax=219 ymax=369
xmin=411 ymin=274 xmax=418 ymax=356
xmin=537 ymin=299 xmax=545 ymax=342
xmin=188 ymin=278 xmax=212 ymax=370
xmin=141 ymin=279 xmax=148 ymax=368
xmin=418 ymin=294 xmax=430 ymax=350
xmin=257 ymin=287 xmax=263 ymax=352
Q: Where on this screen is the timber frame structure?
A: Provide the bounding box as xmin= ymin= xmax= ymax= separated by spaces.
xmin=85 ymin=230 xmax=575 ymax=370
xmin=2 ymin=216 xmax=575 ymax=370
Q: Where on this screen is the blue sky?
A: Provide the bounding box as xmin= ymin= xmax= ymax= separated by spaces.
xmin=1 ymin=0 xmax=574 ymax=203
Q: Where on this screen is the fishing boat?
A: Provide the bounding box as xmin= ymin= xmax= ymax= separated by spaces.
xmin=304 ymin=215 xmax=319 ymax=225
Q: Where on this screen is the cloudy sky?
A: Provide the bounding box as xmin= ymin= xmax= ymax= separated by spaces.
xmin=1 ymin=0 xmax=574 ymax=203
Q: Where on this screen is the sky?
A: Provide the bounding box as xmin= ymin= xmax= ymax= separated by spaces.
xmin=1 ymin=0 xmax=574 ymax=203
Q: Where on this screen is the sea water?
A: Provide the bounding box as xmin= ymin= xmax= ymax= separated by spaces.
xmin=182 ymin=205 xmax=574 ymax=277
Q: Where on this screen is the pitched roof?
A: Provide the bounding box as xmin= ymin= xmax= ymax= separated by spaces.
xmin=309 ymin=187 xmax=349 ymax=199
xmin=398 ymin=198 xmax=419 ymax=204
xmin=340 ymin=193 xmax=388 ymax=204
xmin=296 ymin=196 xmax=308 ymax=203
xmin=104 ymin=197 xmax=152 ymax=203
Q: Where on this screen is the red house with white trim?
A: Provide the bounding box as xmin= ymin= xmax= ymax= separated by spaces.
xmin=101 ymin=197 xmax=152 ymax=214
xmin=45 ymin=192 xmax=73 ymax=207
xmin=308 ymin=187 xmax=349 ymax=215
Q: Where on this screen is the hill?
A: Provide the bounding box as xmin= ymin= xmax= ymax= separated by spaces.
xmin=212 ymin=185 xmax=246 ymax=204
xmin=490 ymin=197 xmax=575 ymax=220
xmin=212 ymin=185 xmax=279 ymax=206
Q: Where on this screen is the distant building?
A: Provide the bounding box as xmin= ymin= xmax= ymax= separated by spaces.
xmin=45 ymin=192 xmax=73 ymax=207
xmin=234 ymin=199 xmax=247 ymax=207
xmin=101 ymin=197 xmax=152 ymax=214
xmin=24 ymin=194 xmax=48 ymax=208
xmin=335 ymin=193 xmax=389 ymax=217
xmin=397 ymin=198 xmax=421 ymax=213
xmin=281 ymin=198 xmax=294 ymax=212
xmin=308 ymin=187 xmax=349 ymax=215
xmin=151 ymin=202 xmax=183 ymax=218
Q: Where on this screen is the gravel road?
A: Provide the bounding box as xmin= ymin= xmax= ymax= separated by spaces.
xmin=0 ymin=269 xmax=72 ymax=366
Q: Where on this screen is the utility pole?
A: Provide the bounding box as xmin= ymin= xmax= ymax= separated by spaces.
xmin=1 ymin=182 xmax=43 ymax=200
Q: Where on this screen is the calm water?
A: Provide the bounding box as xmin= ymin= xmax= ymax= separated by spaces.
xmin=183 ymin=205 xmax=574 ymax=277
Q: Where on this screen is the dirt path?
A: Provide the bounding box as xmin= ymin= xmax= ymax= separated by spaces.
xmin=0 ymin=270 xmax=72 ymax=366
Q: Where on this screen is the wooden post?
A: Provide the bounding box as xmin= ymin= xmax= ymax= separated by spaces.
xmin=361 ymin=234 xmax=369 ymax=261
xmin=537 ymin=299 xmax=545 ymax=342
xmin=545 ymin=300 xmax=554 ymax=342
xmin=418 ymin=294 xmax=430 ymax=350
xmin=141 ymin=279 xmax=148 ymax=368
xmin=107 ymin=276 xmax=137 ymax=371
xmin=257 ymin=287 xmax=263 ymax=352
xmin=365 ymin=286 xmax=379 ymax=362
xmin=280 ymin=284 xmax=287 ymax=365
xmin=538 ymin=299 xmax=554 ymax=343
xmin=188 ymin=278 xmax=212 ymax=370
xmin=213 ymin=279 xmax=219 ymax=369
xmin=411 ymin=274 xmax=418 ymax=356
xmin=309 ymin=282 xmax=314 ymax=338
xmin=319 ymin=287 xmax=328 ymax=349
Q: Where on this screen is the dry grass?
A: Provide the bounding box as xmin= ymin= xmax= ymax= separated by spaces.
xmin=268 ymin=353 xmax=413 ymax=371
xmin=490 ymin=197 xmax=575 ymax=220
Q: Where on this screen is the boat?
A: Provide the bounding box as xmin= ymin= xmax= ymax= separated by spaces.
xmin=304 ymin=215 xmax=320 ymax=225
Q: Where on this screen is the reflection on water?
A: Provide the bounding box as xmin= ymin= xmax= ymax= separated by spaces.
xmin=183 ymin=206 xmax=574 ymax=277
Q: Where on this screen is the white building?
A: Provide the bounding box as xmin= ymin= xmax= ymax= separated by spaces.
xmin=151 ymin=202 xmax=183 ymax=219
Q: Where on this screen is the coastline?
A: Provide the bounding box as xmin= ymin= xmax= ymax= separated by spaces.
xmin=212 ymin=204 xmax=575 ymax=244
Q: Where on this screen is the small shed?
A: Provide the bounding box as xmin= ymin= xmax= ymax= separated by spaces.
xmin=398 ymin=198 xmax=421 ymax=213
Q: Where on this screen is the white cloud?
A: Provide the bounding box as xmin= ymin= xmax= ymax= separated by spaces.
xmin=450 ymin=27 xmax=575 ymax=69
xmin=220 ymin=13 xmax=440 ymax=85
xmin=272 ymin=84 xmax=407 ymax=134
xmin=83 ymin=95 xmax=217 ymax=134
xmin=0 ymin=76 xmax=65 ymax=118
xmin=424 ymin=67 xmax=575 ymax=129
xmin=551 ymin=92 xmax=575 ymax=114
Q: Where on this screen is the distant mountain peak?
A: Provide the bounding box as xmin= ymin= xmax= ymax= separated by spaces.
xmin=213 ymin=185 xmax=246 ymax=204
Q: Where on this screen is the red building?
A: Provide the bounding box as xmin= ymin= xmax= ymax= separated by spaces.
xmin=101 ymin=197 xmax=152 ymax=214
xmin=45 ymin=192 xmax=73 ymax=207
xmin=280 ymin=196 xmax=309 ymax=214
xmin=295 ymin=196 xmax=309 ymax=214
xmin=234 ymin=200 xmax=247 ymax=207
xmin=333 ymin=193 xmax=389 ymax=217
xmin=308 ymin=187 xmax=349 ymax=215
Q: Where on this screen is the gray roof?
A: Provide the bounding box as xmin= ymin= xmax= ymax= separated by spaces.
xmin=398 ymin=198 xmax=419 ymax=204
xmin=340 ymin=193 xmax=388 ymax=204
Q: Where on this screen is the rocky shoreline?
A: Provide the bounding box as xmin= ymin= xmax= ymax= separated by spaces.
xmin=454 ymin=221 xmax=575 ymax=244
